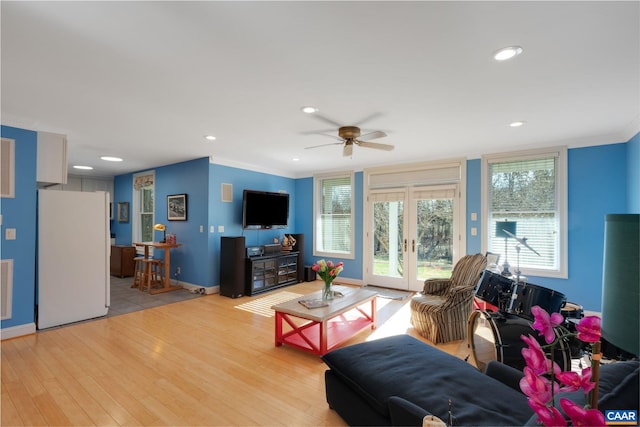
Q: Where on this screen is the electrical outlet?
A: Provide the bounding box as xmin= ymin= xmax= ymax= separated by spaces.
xmin=176 ymin=267 xmax=181 ymax=275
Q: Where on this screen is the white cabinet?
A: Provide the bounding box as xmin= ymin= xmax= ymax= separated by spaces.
xmin=37 ymin=131 xmax=67 ymax=184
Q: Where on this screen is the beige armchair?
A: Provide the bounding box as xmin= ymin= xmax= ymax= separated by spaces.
xmin=410 ymin=253 xmax=487 ymax=343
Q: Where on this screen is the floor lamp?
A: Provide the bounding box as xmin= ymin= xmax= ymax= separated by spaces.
xmin=495 ymin=220 xmax=516 ymax=277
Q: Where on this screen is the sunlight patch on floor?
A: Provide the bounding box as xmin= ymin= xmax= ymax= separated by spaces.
xmin=366 ymin=298 xmax=414 ymax=341
xmin=234 ymin=291 xmax=303 ymax=317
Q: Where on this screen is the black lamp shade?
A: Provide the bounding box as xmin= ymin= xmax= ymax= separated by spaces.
xmin=601 ymin=214 xmax=639 ymax=356
xmin=495 ymin=221 xmax=517 ymax=238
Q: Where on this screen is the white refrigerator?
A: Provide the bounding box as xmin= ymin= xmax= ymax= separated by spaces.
xmin=37 ymin=189 xmax=110 ymax=329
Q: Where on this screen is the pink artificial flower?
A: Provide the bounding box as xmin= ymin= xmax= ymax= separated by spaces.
xmin=528 ymin=399 xmax=567 ymax=427
xmin=330 ymin=269 xmax=337 ymax=277
xmin=336 ymin=262 xmax=344 ymax=268
xmin=327 ymin=260 xmax=334 ymax=268
xmin=559 ymin=398 xmax=606 ymax=426
xmin=556 ymin=367 xmax=595 ymax=394
xmin=520 ymin=367 xmax=557 ymax=404
xmin=531 ymin=305 xmax=564 ymax=344
xmin=311 ymin=264 xmax=319 ymax=272
xmin=521 ymin=334 xmax=561 ymax=376
xmin=575 ymin=316 xmax=601 ymax=343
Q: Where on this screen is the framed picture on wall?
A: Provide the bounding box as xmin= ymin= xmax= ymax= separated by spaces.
xmin=117 ymin=202 xmax=129 ymax=222
xmin=167 ymin=194 xmax=187 ymax=221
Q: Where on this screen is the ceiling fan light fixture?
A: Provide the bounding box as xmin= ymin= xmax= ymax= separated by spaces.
xmin=100 ymin=156 xmax=123 ymax=162
xmin=301 ymin=106 xmax=318 ymax=114
xmin=494 ymin=46 xmax=523 ymax=61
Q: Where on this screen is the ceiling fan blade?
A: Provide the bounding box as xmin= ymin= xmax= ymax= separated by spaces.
xmin=356 ymin=140 xmax=395 ymax=151
xmin=305 ymin=142 xmax=343 ymax=150
xmin=300 ymin=131 xmax=342 ymax=141
xmin=353 ymin=112 xmax=383 ymax=127
xmin=343 ymin=143 xmax=353 ymax=157
xmin=310 ymin=113 xmax=343 ymax=127
xmin=358 ymin=130 xmax=387 ymax=141
xmin=300 ymin=129 xmax=338 ymax=136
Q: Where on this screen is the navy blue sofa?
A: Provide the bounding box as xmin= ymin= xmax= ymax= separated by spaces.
xmin=322 ymin=334 xmax=639 ymax=426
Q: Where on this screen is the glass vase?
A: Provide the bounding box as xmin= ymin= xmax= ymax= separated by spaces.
xmin=322 ymin=280 xmax=334 ymax=301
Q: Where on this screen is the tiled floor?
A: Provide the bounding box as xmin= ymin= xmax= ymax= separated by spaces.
xmin=108 ymin=275 xmax=204 ymax=317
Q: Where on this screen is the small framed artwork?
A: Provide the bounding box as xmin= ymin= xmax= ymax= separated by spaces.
xmin=167 ymin=194 xmax=187 ymax=221
xmin=117 ymin=202 xmax=129 ymax=223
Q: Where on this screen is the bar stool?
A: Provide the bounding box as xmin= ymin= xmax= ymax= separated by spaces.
xmin=132 ymin=256 xmax=147 ymax=289
xmin=140 ymin=258 xmax=164 ymax=293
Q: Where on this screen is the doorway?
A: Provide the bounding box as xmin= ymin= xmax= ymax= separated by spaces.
xmin=365 ymin=185 xmax=460 ymax=291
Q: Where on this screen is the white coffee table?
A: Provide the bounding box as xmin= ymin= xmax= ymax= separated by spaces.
xmin=272 ymin=285 xmax=377 ymax=355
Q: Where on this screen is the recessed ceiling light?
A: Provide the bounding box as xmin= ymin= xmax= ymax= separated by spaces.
xmin=494 ymin=46 xmax=523 ymax=61
xmin=100 ymin=156 xmax=123 ymax=162
xmin=205 ymin=135 xmax=216 ymax=141
xmin=509 ymin=121 xmax=526 ymax=127
xmin=73 ymin=165 xmax=93 ymax=170
xmin=292 ymin=157 xmax=300 ymax=162
xmin=301 ymin=106 xmax=318 ymax=114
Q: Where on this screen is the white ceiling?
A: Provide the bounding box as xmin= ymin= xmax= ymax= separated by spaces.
xmin=2 ymin=1 xmax=639 ymax=179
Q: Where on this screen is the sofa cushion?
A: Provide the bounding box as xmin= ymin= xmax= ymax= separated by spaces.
xmin=598 ymin=362 xmax=639 ymax=411
xmin=322 ymin=334 xmax=533 ymax=426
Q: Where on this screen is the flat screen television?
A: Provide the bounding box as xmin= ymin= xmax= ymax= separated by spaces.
xmin=242 ymin=190 xmax=289 ymax=229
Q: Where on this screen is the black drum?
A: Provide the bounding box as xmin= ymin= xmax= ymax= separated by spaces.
xmin=561 ymin=302 xmax=584 ymax=320
xmin=475 ymin=270 xmax=515 ymax=311
xmin=506 ymin=282 xmax=566 ymax=320
xmin=561 ymin=302 xmax=586 ymax=358
xmin=467 ymin=310 xmax=570 ymax=372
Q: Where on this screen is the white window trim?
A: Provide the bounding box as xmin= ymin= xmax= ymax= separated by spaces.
xmin=132 ymin=170 xmax=155 ymax=253
xmin=481 ymin=146 xmax=568 ymax=278
xmin=364 ymin=158 xmax=467 ymax=263
xmin=313 ymin=171 xmax=355 ymax=260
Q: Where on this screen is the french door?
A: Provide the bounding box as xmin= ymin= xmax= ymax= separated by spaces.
xmin=365 ymin=185 xmax=459 ymax=291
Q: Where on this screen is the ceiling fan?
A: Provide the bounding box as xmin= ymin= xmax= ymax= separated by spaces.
xmin=305 ymin=125 xmax=394 ymax=157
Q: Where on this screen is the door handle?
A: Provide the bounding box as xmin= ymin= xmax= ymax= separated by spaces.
xmin=412 ymin=240 xmax=415 ymax=252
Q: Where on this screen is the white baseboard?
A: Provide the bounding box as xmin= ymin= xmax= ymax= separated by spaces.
xmin=327 ymin=277 xmax=363 ymax=287
xmin=1 ymin=322 xmax=36 ymax=340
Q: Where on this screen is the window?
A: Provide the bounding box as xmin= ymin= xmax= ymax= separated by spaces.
xmin=314 ymin=172 xmax=354 ymax=259
xmin=132 ymin=172 xmax=155 ymax=246
xmin=482 ymin=147 xmax=567 ymax=278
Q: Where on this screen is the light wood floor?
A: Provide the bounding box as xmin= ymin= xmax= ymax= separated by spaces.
xmin=1 ymin=281 xmax=467 ymax=426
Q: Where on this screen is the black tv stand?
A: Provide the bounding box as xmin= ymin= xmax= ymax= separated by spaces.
xmin=219 ymin=235 xmax=304 ymax=298
xmin=245 ymin=252 xmax=299 ymax=296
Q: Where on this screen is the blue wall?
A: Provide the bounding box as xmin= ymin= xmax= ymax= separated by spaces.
xmin=293 ymin=172 xmax=365 ymax=280
xmin=464 ymin=143 xmax=630 ymax=311
xmin=527 ymin=143 xmax=628 ymax=311
xmin=113 ymin=160 xmax=298 ymax=289
xmin=113 ymin=158 xmax=211 ymax=286
xmin=208 ymin=163 xmax=296 ymax=289
xmin=1 ymin=124 xmax=636 ymax=333
xmin=0 ymin=126 xmax=38 ymax=330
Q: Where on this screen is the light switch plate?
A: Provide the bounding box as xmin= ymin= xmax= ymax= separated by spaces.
xmin=5 ymin=228 xmax=16 ymax=240
xmin=471 ymin=227 xmax=477 ymax=236
xmin=218 ymin=225 xmax=224 ymax=233
xmin=471 ymin=212 xmax=477 ymax=221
